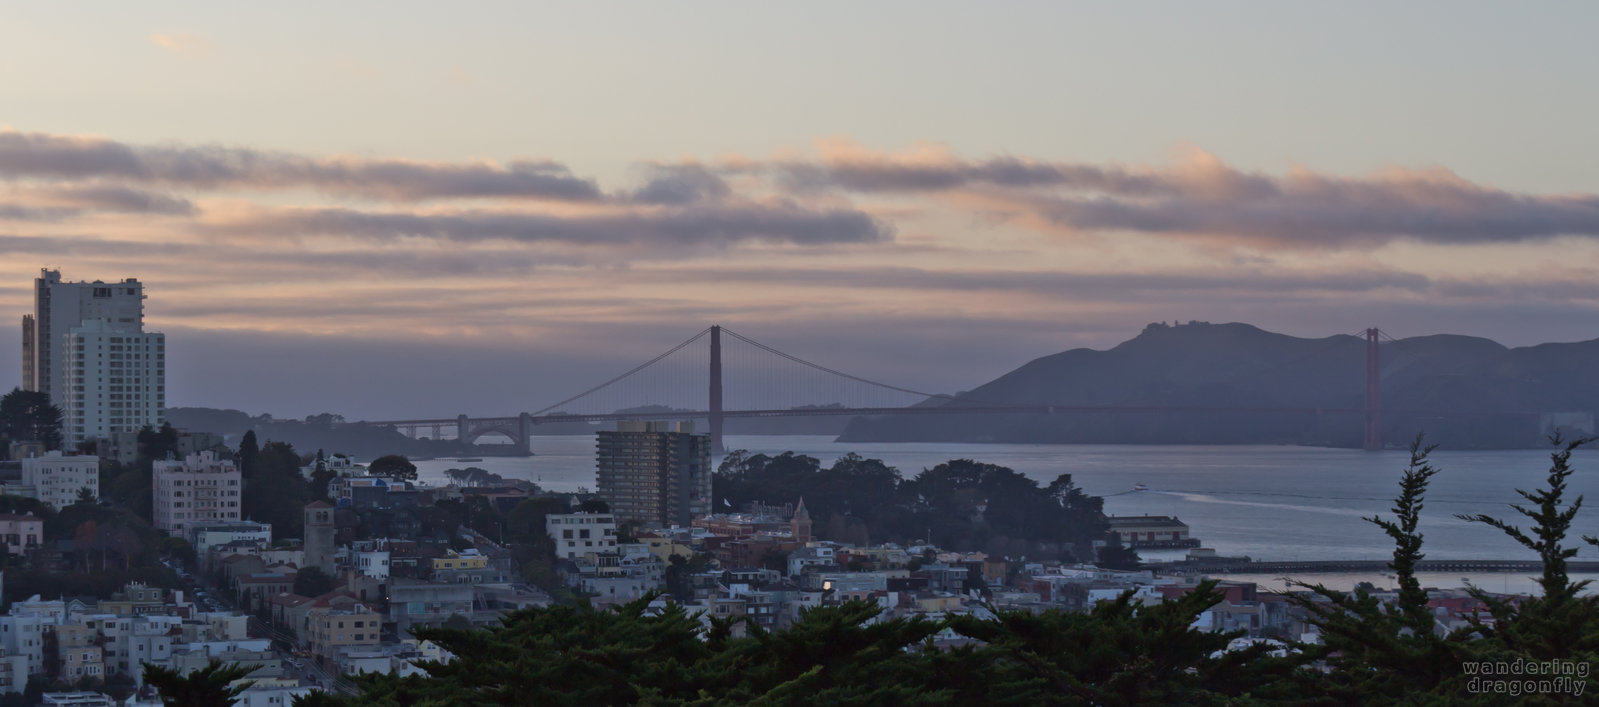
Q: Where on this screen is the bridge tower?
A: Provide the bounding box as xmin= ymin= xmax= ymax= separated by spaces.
xmin=457 ymin=414 xmax=469 ymax=442
xmin=1364 ymin=328 xmax=1381 ymax=451
xmin=709 ymin=325 xmax=724 ymax=453
xmin=519 ymin=412 xmax=534 ymax=456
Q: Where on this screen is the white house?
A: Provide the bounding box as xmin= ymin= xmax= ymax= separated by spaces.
xmin=545 ymin=513 xmax=618 ymax=560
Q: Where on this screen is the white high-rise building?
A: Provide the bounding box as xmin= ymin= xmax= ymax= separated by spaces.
xmin=152 ymin=452 xmax=241 ymax=536
xmin=20 ymin=269 xmax=166 ymax=446
xmin=60 ymin=320 xmax=165 ymax=446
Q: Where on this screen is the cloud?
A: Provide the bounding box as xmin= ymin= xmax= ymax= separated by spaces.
xmin=0 ymin=233 xmax=192 ymax=257
xmin=20 ymin=129 xmax=1595 ymax=252
xmin=634 ymin=264 xmax=1434 ymax=299
xmin=19 ymin=184 xmax=195 ymax=215
xmin=739 ymin=142 xmax=1599 ymax=250
xmin=0 ymin=205 xmax=78 ymax=221
xmin=0 ymin=184 xmax=193 ymax=222
xmin=764 ymin=140 xmax=1175 ymax=197
xmin=1030 ymin=171 xmax=1599 ymax=248
xmin=205 ymin=202 xmax=891 ymax=251
xmin=150 ymin=32 xmax=212 ymax=57
xmin=628 ymin=163 xmax=732 ymax=205
xmin=0 ymin=129 xmax=604 ymax=202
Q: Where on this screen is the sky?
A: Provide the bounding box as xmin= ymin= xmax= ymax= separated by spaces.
xmin=3 ymin=2 xmax=1599 ymax=420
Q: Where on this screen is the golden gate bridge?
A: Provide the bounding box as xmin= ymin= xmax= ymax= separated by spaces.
xmin=363 ymin=326 xmax=1537 ymax=454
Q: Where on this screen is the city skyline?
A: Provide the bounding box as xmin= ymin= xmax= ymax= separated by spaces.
xmin=4 ymin=3 xmax=1599 ymax=420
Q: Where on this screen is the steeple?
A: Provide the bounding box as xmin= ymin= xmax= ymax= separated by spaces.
xmin=791 ymin=497 xmax=812 ymax=543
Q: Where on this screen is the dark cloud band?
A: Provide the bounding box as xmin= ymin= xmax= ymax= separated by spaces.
xmin=206 ymin=203 xmax=891 ymax=249
xmin=0 ymin=130 xmax=603 ymax=202
xmin=745 ymin=148 xmax=1599 ymax=249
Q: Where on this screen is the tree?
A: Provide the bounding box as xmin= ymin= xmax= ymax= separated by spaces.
xmin=0 ymin=388 xmax=63 ymax=452
xmin=1455 ymin=435 xmax=1599 ymax=664
xmin=101 ymin=673 xmax=137 ymax=702
xmin=143 ymin=660 xmax=254 ymax=707
xmin=137 ymin=423 xmax=180 ymax=464
xmin=161 ymin=536 xmax=198 ymax=568
xmin=578 ymin=498 xmax=609 ymax=513
xmin=310 ymin=466 xmax=337 ymax=503
xmin=1285 ymin=436 xmax=1461 ymax=701
xmin=1095 ymin=542 xmax=1141 ymax=570
xmin=291 ymin=590 xmax=1294 ymax=706
xmin=504 ymin=497 xmax=569 ymax=545
xmin=236 ymin=430 xmax=259 ymax=477
xmin=242 ymin=441 xmax=311 ymax=539
xmin=369 ymin=454 xmax=417 ymax=482
xmin=74 ymin=487 xmax=96 ymax=506
xmin=294 ymin=566 xmax=336 ymax=597
xmin=1283 ymin=435 xmax=1599 ymax=702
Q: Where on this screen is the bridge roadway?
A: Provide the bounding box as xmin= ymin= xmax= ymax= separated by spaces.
xmin=1156 ymin=560 xmax=1599 ymax=576
xmin=369 ymin=403 xmax=1541 ymax=429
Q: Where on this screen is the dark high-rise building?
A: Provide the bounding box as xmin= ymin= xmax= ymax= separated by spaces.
xmin=595 ymin=421 xmax=712 ymax=528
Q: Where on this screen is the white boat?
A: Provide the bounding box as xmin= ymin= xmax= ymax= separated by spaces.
xmin=1133 ymin=483 xmax=1149 ymax=492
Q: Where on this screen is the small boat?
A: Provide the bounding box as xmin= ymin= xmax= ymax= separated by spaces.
xmin=1132 ymin=483 xmax=1149 ymax=492
xmin=457 ymin=458 xmax=484 ymax=462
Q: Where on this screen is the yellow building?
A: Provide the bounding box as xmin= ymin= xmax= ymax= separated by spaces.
xmin=430 ymin=549 xmax=489 ymax=572
xmin=55 ymin=624 xmax=104 ymax=682
xmin=640 ymin=537 xmax=693 ymax=563
xmin=913 ymin=594 xmax=966 ymax=613
xmin=306 ymin=606 xmax=383 ymax=668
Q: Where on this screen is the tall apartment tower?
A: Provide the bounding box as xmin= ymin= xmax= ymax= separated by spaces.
xmin=595 ymin=421 xmax=711 ymax=528
xmin=21 ymin=269 xmax=166 ymax=446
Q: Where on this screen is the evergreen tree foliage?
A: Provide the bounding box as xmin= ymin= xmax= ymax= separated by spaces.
xmin=295 ymin=590 xmax=1298 ymax=706
xmin=0 ymin=388 xmax=62 ymax=452
xmin=714 ymin=453 xmax=1105 ymax=560
xmin=143 ymin=660 xmax=254 ymax=706
xmin=293 ymin=566 xmax=336 ymax=597
xmin=237 ymin=430 xmax=260 ymax=477
xmin=137 ymin=422 xmax=180 ymax=463
xmin=1095 ymin=542 xmax=1142 ymax=571
xmin=1445 ymin=435 xmax=1599 ymax=702
xmin=1285 ymin=436 xmax=1468 ymax=702
xmin=369 ymin=454 xmax=418 ymax=481
xmin=242 ymin=440 xmax=310 ymax=538
xmin=1285 ymin=435 xmax=1599 ymax=703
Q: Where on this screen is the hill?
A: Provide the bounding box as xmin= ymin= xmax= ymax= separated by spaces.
xmin=163 ymin=408 xmax=475 ymax=459
xmin=837 ymin=321 xmax=1599 ymax=449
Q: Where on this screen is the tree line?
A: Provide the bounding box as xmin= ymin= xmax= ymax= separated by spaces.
xmin=714 ymin=451 xmax=1108 ymax=562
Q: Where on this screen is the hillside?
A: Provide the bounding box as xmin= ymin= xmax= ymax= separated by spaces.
xmin=837 ymin=321 xmax=1599 ymax=449
xmin=163 ymin=408 xmax=475 ymax=459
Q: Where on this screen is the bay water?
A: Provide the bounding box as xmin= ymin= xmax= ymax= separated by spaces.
xmin=414 ymin=436 xmax=1599 ymax=593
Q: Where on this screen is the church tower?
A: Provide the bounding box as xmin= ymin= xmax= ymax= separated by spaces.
xmin=791 ymin=498 xmax=812 ymax=543
xmin=304 ymin=501 xmax=336 ymax=576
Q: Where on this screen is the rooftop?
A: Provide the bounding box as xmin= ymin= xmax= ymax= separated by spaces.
xmin=1106 ymin=515 xmax=1189 ymax=529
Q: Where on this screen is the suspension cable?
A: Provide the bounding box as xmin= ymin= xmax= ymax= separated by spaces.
xmin=720 ymin=327 xmax=1017 ymax=408
xmin=531 ymin=326 xmax=713 ymax=415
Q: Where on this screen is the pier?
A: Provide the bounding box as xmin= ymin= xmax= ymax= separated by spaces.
xmin=1156 ymin=559 xmax=1599 ymax=576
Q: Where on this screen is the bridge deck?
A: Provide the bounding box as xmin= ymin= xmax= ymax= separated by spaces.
xmin=366 ymin=404 xmax=1542 ymax=428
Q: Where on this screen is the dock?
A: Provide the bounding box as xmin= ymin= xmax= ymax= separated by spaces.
xmin=1157 ymin=559 xmax=1599 ymax=575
